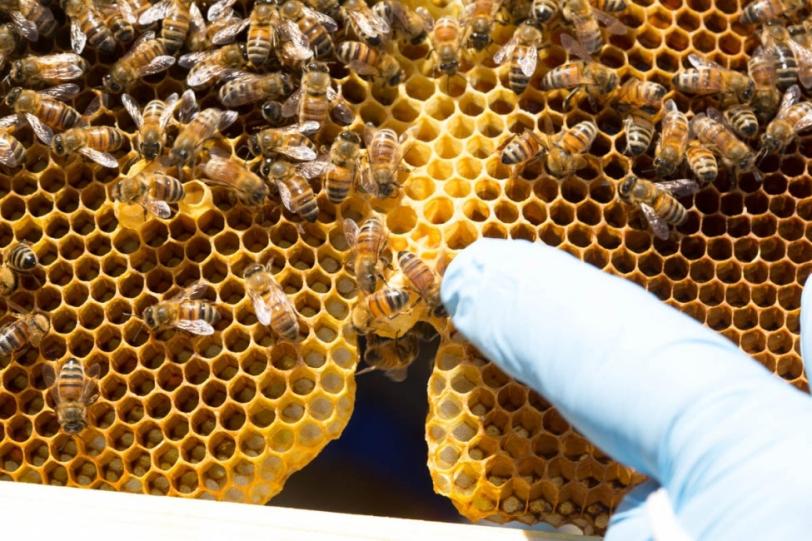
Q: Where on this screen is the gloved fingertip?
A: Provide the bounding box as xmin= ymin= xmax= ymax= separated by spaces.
xmin=605 ymin=480 xmax=660 ymax=541
xmin=440 ymin=238 xmax=506 ymax=317
xmin=800 ymin=273 xmax=812 ymax=360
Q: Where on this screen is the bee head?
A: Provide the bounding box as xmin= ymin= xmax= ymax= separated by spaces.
xmin=102 ymin=74 xmax=123 ymax=94
xmin=5 ymin=87 xmax=21 ymax=107
xmin=387 ymin=69 xmax=404 ymax=86
xmin=243 ymin=263 xmax=265 ymax=280
xmin=306 ymin=62 xmax=329 ymax=74
xmin=261 ymin=101 xmax=283 ymax=125
xmin=142 ymin=305 xmax=162 ymax=329
xmin=60 ymin=414 xmax=86 ymax=435
xmin=469 ymin=21 xmax=491 ymax=50
xmin=280 ymin=0 xmax=299 ymax=17
xmin=268 ymin=160 xmax=287 ymax=178
xmin=652 ymin=151 xmax=675 ymax=176
xmin=141 ymin=140 xmax=161 ymax=161
xmin=173 ymin=147 xmax=190 ymax=163
xmin=357 ymin=271 xmax=376 ymax=293
xmin=618 ymin=175 xmax=637 ymax=201
xmin=31 ymin=313 xmax=50 ymax=334
xmin=339 ymin=130 xmax=361 ymax=145
xmin=19 ymin=249 xmax=37 ymax=270
xmin=51 ymin=135 xmax=66 ymax=156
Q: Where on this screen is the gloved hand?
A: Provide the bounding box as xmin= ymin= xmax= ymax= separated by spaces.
xmin=441 ymin=238 xmax=812 ymax=540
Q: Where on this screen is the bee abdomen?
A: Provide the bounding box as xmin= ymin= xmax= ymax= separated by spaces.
xmin=0 ymin=322 xmax=24 ymax=355
xmin=152 ymin=174 xmax=185 ymax=203
xmin=7 ymin=242 xmax=37 ymax=272
xmin=326 ymin=166 xmax=353 ymax=203
xmin=625 ymin=117 xmax=654 ymax=156
xmin=367 ymin=287 xmax=409 ymax=319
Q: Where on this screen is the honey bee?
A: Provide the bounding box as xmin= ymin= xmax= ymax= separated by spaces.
xmin=262 ymin=159 xmax=329 ymax=222
xmin=337 ymin=41 xmax=404 ymax=86
xmin=740 ymin=0 xmax=807 ymax=25
xmin=542 ymin=34 xmax=619 ymax=108
xmin=0 ymin=307 xmax=50 ymax=356
xmin=95 ymin=0 xmax=136 ymax=45
xmin=546 ymin=120 xmax=598 ymax=177
xmin=560 ymin=0 xmax=628 ymax=55
xmin=62 ymin=0 xmax=116 ymax=54
xmin=248 ymin=121 xmax=319 ymax=161
xmin=102 ymin=32 xmax=176 ymax=93
xmin=361 ymin=124 xmax=407 ymax=198
xmin=9 ymin=52 xmax=87 ymax=87
xmin=398 ymin=250 xmax=446 ymax=317
xmin=498 ymin=128 xmax=547 ymax=171
xmin=343 ymin=0 xmax=390 ymax=46
xmin=672 ymin=53 xmax=755 ymax=103
xmin=122 ymin=92 xmax=179 ymax=161
xmin=761 ymin=84 xmax=812 ymax=155
xmin=178 ymin=43 xmax=247 ymax=88
xmin=50 ymin=126 xmax=126 ymax=168
xmin=6 ymin=242 xmax=37 ymax=273
xmin=171 ymin=91 xmax=238 ymax=167
xmin=217 ymin=70 xmax=295 ymax=107
xmin=352 ymin=287 xmax=410 ymax=333
xmin=614 ymin=78 xmax=667 ymax=115
xmin=493 ymin=21 xmax=543 ymax=95
xmin=723 ymin=104 xmax=759 ymax=139
xmin=199 ymin=153 xmax=269 ymax=205
xmin=618 ymin=175 xmax=699 ymax=240
xmin=139 ymin=0 xmax=205 ymax=54
xmin=279 ymin=0 xmax=337 ymax=58
xmin=343 ymin=215 xmax=390 ymax=293
xmin=43 ymin=358 xmax=100 ymax=435
xmin=0 ymin=0 xmax=38 ymax=41
xmin=0 ymin=24 xmax=22 ymax=72
xmin=0 ymin=131 xmax=25 ymax=168
xmin=686 ymin=137 xmax=718 ymax=185
xmin=142 ymin=282 xmax=221 ymax=335
xmin=356 ymin=331 xmax=420 ymax=382
xmin=111 ymin=171 xmax=185 ymax=219
xmin=761 ymin=21 xmax=812 ymax=90
xmin=325 ymin=130 xmax=362 ymax=203
xmin=282 ymin=61 xmax=354 ymax=129
xmin=748 ymin=45 xmax=782 ymax=121
xmin=653 ymin=99 xmax=689 ymax=177
xmin=462 ymin=0 xmax=503 ymax=51
xmin=243 ymin=263 xmax=301 ymax=341
xmin=0 ymin=84 xmax=83 ymax=146
xmin=373 ymin=0 xmax=433 ymax=45
xmin=430 ymin=16 xmax=463 ymax=77
xmin=690 ymin=109 xmax=758 ymax=176
xmin=623 ymin=113 xmax=655 ymax=157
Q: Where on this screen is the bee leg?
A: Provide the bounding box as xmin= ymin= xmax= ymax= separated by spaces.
xmin=563 ymin=87 xmax=580 ymax=110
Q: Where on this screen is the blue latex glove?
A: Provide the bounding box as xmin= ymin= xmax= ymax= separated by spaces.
xmin=441 ymin=238 xmax=812 ymax=540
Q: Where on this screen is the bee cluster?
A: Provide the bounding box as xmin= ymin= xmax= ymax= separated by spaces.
xmin=0 ymin=0 xmax=808 ymax=534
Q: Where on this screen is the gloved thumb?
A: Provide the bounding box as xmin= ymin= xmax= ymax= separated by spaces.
xmin=800 ymin=273 xmax=812 ymax=368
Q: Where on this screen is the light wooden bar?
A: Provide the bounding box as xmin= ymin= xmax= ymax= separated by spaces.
xmin=0 ymin=481 xmax=600 ymax=540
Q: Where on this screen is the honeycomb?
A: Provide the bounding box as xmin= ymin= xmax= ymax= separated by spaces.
xmin=0 ymin=0 xmax=809 ymax=534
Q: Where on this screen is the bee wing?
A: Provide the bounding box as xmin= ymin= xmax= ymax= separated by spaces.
xmin=640 ymin=203 xmax=670 ymax=240
xmin=0 ymin=136 xmax=21 ymax=167
xmin=347 ymin=58 xmax=379 ymax=76
xmin=80 ymin=371 xmax=100 ymax=405
xmin=706 ymin=106 xmax=724 ymax=123
xmin=9 ymin=11 xmax=37 ymax=41
xmin=517 ymin=45 xmax=539 ymax=77
xmin=342 ymin=218 xmax=360 ymax=247
xmin=777 ymin=84 xmax=801 ymax=119
xmin=305 ymin=6 xmax=338 ymax=32
xmin=69 ymin=20 xmax=86 ymax=54
xmin=175 ymin=319 xmax=215 ymax=335
xmin=178 ymin=89 xmax=198 ymax=123
xmin=0 ymin=115 xmax=18 ymax=129
xmin=347 ymin=9 xmax=382 ymax=37
xmin=415 ymin=6 xmax=434 ymax=30
xmin=173 ymin=281 xmax=208 ymax=301
xmin=785 ymin=40 xmax=812 ymax=88
xmin=248 ymin=288 xmax=272 ymax=326
xmin=79 ymin=147 xmax=119 ymax=168
xmin=298 ymin=159 xmax=331 ymax=179
xmin=277 ymin=145 xmax=317 ymax=161
xmin=291 ymin=121 xmax=320 ymax=136
xmin=118 ymin=0 xmax=136 ymax=23
xmin=793 ymin=109 xmax=812 ymax=132
xmin=275 ymin=179 xmax=296 ymax=214
xmin=664 ymin=98 xmax=678 ymax=114
xmin=189 ymin=1 xmax=206 ymax=33
xmin=281 ymin=87 xmax=302 ymax=118
xmin=280 ymin=21 xmax=312 ymax=59
xmin=178 ymin=50 xmax=212 ymax=69
xmin=141 ymin=55 xmax=176 ymax=77
xmin=138 ymin=0 xmax=169 ymax=25
xmin=594 ymin=8 xmax=628 ymax=35
xmin=25 ymin=113 xmax=53 ymax=144
xmin=560 ymin=33 xmax=592 ymax=63
xmin=658 ymin=178 xmax=699 ymax=197
xmin=218 ymin=110 xmax=238 ymax=131
xmin=212 ymin=17 xmax=249 ymax=44
xmin=142 ymin=195 xmax=172 ymax=219
xmin=687 ymin=53 xmax=720 ymax=70
xmin=40 ymin=83 xmax=81 ymax=101
xmin=187 ymin=60 xmax=229 ymax=86
xmin=159 ymin=93 xmax=179 ymax=128
xmin=493 ymin=37 xmax=518 ymax=66
xmin=207 ymin=0 xmax=236 ymax=20
xmin=121 ymin=94 xmax=144 ymax=128
xmin=363 ymin=123 xmax=377 ymax=147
